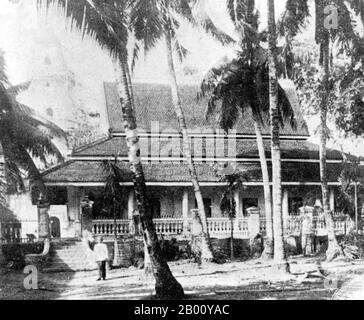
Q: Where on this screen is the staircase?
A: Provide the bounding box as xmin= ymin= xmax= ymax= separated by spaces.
xmin=43 ymin=239 xmax=97 ymax=273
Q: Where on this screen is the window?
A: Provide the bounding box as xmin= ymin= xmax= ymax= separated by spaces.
xmin=194 ymin=198 xmax=212 ymax=218
xmin=289 ymin=197 xmax=303 ymax=214
xmin=243 ymin=198 xmax=259 ymax=216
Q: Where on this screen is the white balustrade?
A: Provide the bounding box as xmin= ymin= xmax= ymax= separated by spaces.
xmin=91 ymin=214 xmax=353 ymax=238
xmin=92 ymin=219 xmax=130 ymax=236
xmin=153 ymin=219 xmax=184 ymax=235
xmin=92 ymin=217 xmax=250 ymax=238
xmin=284 ymin=214 xmax=353 ymax=236
xmin=207 ymin=218 xmax=249 ymax=239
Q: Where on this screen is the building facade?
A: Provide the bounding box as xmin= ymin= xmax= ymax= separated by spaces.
xmin=26 ymin=81 xmax=351 ymax=242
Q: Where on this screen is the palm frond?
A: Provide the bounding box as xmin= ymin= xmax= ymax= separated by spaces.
xmin=129 ymin=0 xmax=164 ymax=53
xmin=7 ymin=81 xmax=32 ymax=98
xmin=197 ymin=15 xmax=236 ymax=45
xmin=173 ymin=37 xmax=189 ymax=63
xmin=38 ymin=0 xmax=129 ymax=60
xmin=200 ymin=45 xmax=298 ymax=132
xmin=15 ymin=122 xmax=64 ymax=164
xmin=278 ymin=84 xmax=297 ymax=130
xmin=5 ymin=159 xmax=25 ymax=194
xmin=2 ymin=140 xmax=46 ymax=195
xmin=277 ymin=0 xmax=310 ymax=38
xmin=14 ymin=102 xmax=68 ymax=141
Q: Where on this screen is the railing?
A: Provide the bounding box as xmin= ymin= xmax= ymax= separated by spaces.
xmin=153 ymin=218 xmax=184 ymax=235
xmin=0 ymin=238 xmax=32 ymax=244
xmin=207 ymin=218 xmax=249 ymax=239
xmin=92 ymin=219 xmax=130 ymax=236
xmin=92 ymin=217 xmax=250 ymax=239
xmin=284 ymin=215 xmax=354 ymax=236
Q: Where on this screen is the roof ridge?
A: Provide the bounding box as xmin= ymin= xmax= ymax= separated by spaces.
xmin=72 ymin=134 xmax=112 ymax=155
xmin=41 ymin=160 xmax=76 ymax=177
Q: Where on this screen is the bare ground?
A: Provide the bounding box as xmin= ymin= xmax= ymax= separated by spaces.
xmin=1 ymin=256 xmax=364 ymax=300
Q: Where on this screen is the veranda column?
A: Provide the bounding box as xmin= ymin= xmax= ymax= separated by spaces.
xmin=37 ymin=195 xmax=50 ymax=240
xmin=329 ymin=188 xmax=335 ymax=212
xmin=67 ymin=187 xmax=81 ymax=238
xmin=80 ymin=196 xmax=94 ymax=239
xmin=182 ymin=189 xmax=189 ymax=235
xmin=128 ymin=190 xmax=135 ymax=235
xmin=282 ymin=189 xmax=289 ymax=232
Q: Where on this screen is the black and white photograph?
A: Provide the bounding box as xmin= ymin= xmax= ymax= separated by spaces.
xmin=0 ymin=0 xmax=364 ymax=306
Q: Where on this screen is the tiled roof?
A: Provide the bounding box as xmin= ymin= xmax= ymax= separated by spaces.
xmin=42 ymin=160 xmax=344 ymax=184
xmin=104 ymin=82 xmax=309 ymax=136
xmin=72 ymin=136 xmax=343 ymax=161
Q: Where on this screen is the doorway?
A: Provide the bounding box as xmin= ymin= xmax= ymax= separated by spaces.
xmin=50 ymin=216 xmax=61 ymax=238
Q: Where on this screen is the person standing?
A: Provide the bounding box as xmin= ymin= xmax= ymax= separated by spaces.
xmin=301 ymin=213 xmax=314 ymax=256
xmin=94 ymin=236 xmax=109 ymax=281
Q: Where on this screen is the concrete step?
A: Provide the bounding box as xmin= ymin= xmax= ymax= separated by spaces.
xmin=44 ymin=240 xmax=96 ymax=272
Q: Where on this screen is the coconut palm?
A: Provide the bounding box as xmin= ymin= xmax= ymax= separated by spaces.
xmin=219 ymin=170 xmax=250 ymax=260
xmin=100 ymin=158 xmax=126 ymax=267
xmin=37 ymin=0 xmax=184 ymax=298
xmin=198 ymin=0 xmax=297 ymax=259
xmin=279 ymin=0 xmax=364 ymax=261
xmin=266 ymin=0 xmax=289 ymax=269
xmin=0 ymin=50 xmax=66 ymax=239
xmin=129 ymin=0 xmax=215 ymax=262
xmin=200 ymin=48 xmax=297 ymax=260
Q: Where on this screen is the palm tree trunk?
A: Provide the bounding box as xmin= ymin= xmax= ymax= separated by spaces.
xmin=0 ymin=141 xmax=6 ymax=208
xmin=267 ymin=0 xmax=289 ymax=271
xmin=114 ymin=60 xmax=184 ymax=299
xmin=254 ymin=120 xmax=274 ymax=259
xmin=164 ymin=31 xmax=214 ymax=262
xmin=230 ymin=190 xmax=234 ymax=260
xmin=112 ymin=202 xmax=121 ymax=267
xmin=320 ymin=40 xmax=342 ymax=261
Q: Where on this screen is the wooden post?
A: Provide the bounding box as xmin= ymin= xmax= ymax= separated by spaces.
xmin=182 ymin=189 xmax=189 ymax=235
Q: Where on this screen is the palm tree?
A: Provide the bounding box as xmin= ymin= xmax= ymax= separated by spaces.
xmin=279 ymin=0 xmax=364 ymax=261
xmin=37 ymin=0 xmax=184 ymax=299
xmin=0 ymin=50 xmax=66 ymax=240
xmin=129 ymin=0 xmax=215 ymax=262
xmin=219 ymin=170 xmax=250 ymax=260
xmin=101 ymin=158 xmax=126 ymax=267
xmin=267 ymin=0 xmax=288 ymax=269
xmin=196 ymin=0 xmax=300 ymax=260
xmin=200 ymin=50 xmax=297 ymax=260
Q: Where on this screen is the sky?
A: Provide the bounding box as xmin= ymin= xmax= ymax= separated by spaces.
xmin=0 ymin=0 xmax=363 ymax=157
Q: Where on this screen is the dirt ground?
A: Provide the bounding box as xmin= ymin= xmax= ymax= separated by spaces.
xmin=1 ymin=256 xmax=364 ymax=300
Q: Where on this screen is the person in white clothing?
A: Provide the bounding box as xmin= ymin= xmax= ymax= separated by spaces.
xmin=94 ymin=236 xmax=109 ymax=281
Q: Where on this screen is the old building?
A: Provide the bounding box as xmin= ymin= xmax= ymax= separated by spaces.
xmin=27 ymin=81 xmax=352 ymax=242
